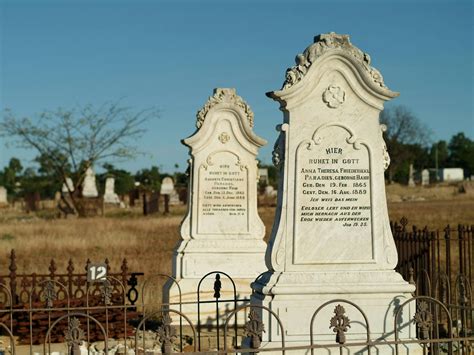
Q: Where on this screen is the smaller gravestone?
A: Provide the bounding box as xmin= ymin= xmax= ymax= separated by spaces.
xmin=408 ymin=163 xmax=415 ymax=187
xmin=62 ymin=177 xmax=74 ymax=193
xmin=264 ymin=185 xmax=277 ymax=197
xmin=0 ymin=186 xmax=7 ymax=205
xmin=258 ymin=168 xmax=269 ymax=185
xmin=168 ymin=88 xmax=267 ymax=322
xmin=104 ymin=177 xmax=120 ymax=204
xmin=160 ymin=177 xmax=174 ymax=195
xmin=421 ymin=169 xmax=430 ymax=186
xmin=160 ymin=177 xmax=174 ymax=214
xmin=54 ymin=191 xmax=61 ymax=201
xmin=82 ymin=167 xmax=98 ymax=197
xmin=169 ymin=189 xmax=181 ymax=205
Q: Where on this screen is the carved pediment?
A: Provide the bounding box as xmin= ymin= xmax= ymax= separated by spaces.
xmin=196 ymin=88 xmax=254 ymax=129
xmin=281 ymin=32 xmax=387 ymax=91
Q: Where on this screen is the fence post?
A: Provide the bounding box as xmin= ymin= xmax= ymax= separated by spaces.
xmin=121 ymin=258 xmax=128 ymax=302
xmin=9 ymin=249 xmax=17 ymax=305
xmin=457 ymin=224 xmax=464 ymax=277
xmin=444 ymin=225 xmax=451 ymax=288
xmin=67 ymin=259 xmax=74 ymax=298
xmin=430 ymin=231 xmax=436 ymax=297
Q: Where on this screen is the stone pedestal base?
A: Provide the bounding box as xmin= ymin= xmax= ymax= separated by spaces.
xmin=164 ymin=240 xmax=267 ymax=325
xmin=250 ymin=270 xmax=419 ymax=354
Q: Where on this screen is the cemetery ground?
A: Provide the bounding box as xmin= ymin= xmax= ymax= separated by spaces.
xmin=0 ymin=183 xmax=472 ymax=281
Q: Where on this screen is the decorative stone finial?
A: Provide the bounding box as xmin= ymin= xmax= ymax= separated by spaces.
xmin=196 ymin=88 xmax=254 ymax=129
xmin=282 ymin=32 xmax=386 ymax=90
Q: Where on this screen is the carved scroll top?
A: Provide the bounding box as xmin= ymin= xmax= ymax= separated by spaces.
xmin=196 ymin=88 xmax=254 ymax=129
xmin=282 ymin=32 xmax=387 ymax=90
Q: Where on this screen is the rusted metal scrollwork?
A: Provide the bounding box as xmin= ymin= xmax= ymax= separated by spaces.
xmin=43 ymin=280 xmax=57 ymax=308
xmin=329 ymin=304 xmax=351 ymax=344
xmin=413 ymin=301 xmax=433 ymax=340
xmin=64 ymin=317 xmax=85 ymax=355
xmin=244 ymin=308 xmax=265 ymax=349
xmin=157 ymin=312 xmax=177 ymax=354
xmin=99 ymin=279 xmax=113 ymax=305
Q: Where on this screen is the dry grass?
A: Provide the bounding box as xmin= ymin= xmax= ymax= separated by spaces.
xmin=0 ymin=184 xmax=472 ymax=277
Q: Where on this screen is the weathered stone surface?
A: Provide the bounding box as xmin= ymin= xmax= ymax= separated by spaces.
xmin=252 ymin=33 xmax=416 ymax=351
xmin=82 ymin=167 xmax=98 ymax=197
xmin=167 ymin=88 xmax=267 ymax=316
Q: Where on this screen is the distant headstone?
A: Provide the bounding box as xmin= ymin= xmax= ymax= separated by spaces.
xmin=54 ymin=191 xmax=61 ymax=202
xmin=143 ymin=192 xmax=159 ymax=215
xmin=160 ymin=177 xmax=174 ymax=195
xmin=258 ymin=168 xmax=269 ymax=185
xmin=62 ymin=177 xmax=74 ymax=193
xmin=264 ymin=185 xmax=277 ymax=197
xmin=104 ymin=177 xmax=120 ymax=204
xmin=252 ymin=33 xmax=415 ymax=348
xmin=408 ymin=163 xmax=415 ymax=187
xmin=0 ymin=186 xmax=7 ymax=205
xmin=169 ymin=189 xmax=181 ymax=205
xmin=82 ymin=168 xmax=98 ymax=197
xmin=439 ymin=168 xmax=464 ymax=182
xmin=168 ymin=88 xmax=267 ymax=312
xmin=421 ymin=169 xmax=430 ymax=186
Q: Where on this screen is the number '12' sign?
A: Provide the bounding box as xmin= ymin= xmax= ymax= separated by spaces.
xmin=87 ymin=263 xmax=107 ymax=282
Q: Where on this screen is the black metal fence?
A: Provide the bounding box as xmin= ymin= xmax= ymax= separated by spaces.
xmin=392 ymin=217 xmax=474 ymax=342
xmin=0 ymin=270 xmax=473 ymax=354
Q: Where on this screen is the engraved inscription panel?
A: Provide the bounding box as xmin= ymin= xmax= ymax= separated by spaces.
xmin=197 ymin=151 xmax=249 ymax=235
xmin=294 ymin=125 xmax=373 ymax=264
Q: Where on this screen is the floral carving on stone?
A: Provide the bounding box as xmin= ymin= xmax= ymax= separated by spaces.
xmin=218 ymin=132 xmax=230 ymax=144
xmin=323 ymin=85 xmax=345 ymax=108
xmin=380 ymin=124 xmax=390 ymax=171
xmin=282 ymin=32 xmax=387 ymax=90
xmin=196 ymin=88 xmax=254 ymax=129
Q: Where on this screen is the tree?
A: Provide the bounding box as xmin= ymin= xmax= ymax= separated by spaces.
xmin=429 ymin=140 xmax=449 ymax=175
xmin=0 ymin=102 xmax=157 ymax=215
xmin=0 ymin=157 xmax=23 ymax=195
xmin=448 ymin=133 xmax=474 ymax=177
xmin=135 ymin=166 xmax=161 ymax=192
xmin=380 ymin=105 xmax=432 ymax=183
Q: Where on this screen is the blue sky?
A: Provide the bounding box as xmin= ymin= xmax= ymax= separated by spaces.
xmin=0 ymin=0 xmax=473 ymax=173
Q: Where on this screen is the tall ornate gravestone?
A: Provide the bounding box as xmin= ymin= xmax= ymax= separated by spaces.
xmin=168 ymin=88 xmax=267 ymax=314
xmin=252 ymin=33 xmax=416 ymax=350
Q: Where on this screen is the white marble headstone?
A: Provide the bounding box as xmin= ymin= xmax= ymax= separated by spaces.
xmin=408 ymin=163 xmax=415 ymax=187
xmin=160 ymin=177 xmax=174 ymax=195
xmin=169 ymin=189 xmax=180 ymax=205
xmin=104 ymin=177 xmax=120 ymax=204
xmin=421 ymin=169 xmax=430 ymax=186
xmin=0 ymin=186 xmax=7 ymax=204
xmin=252 ymin=33 xmax=415 ymax=349
xmin=168 ymin=88 xmax=267 ymax=316
xmin=82 ymin=167 xmax=98 ymax=198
